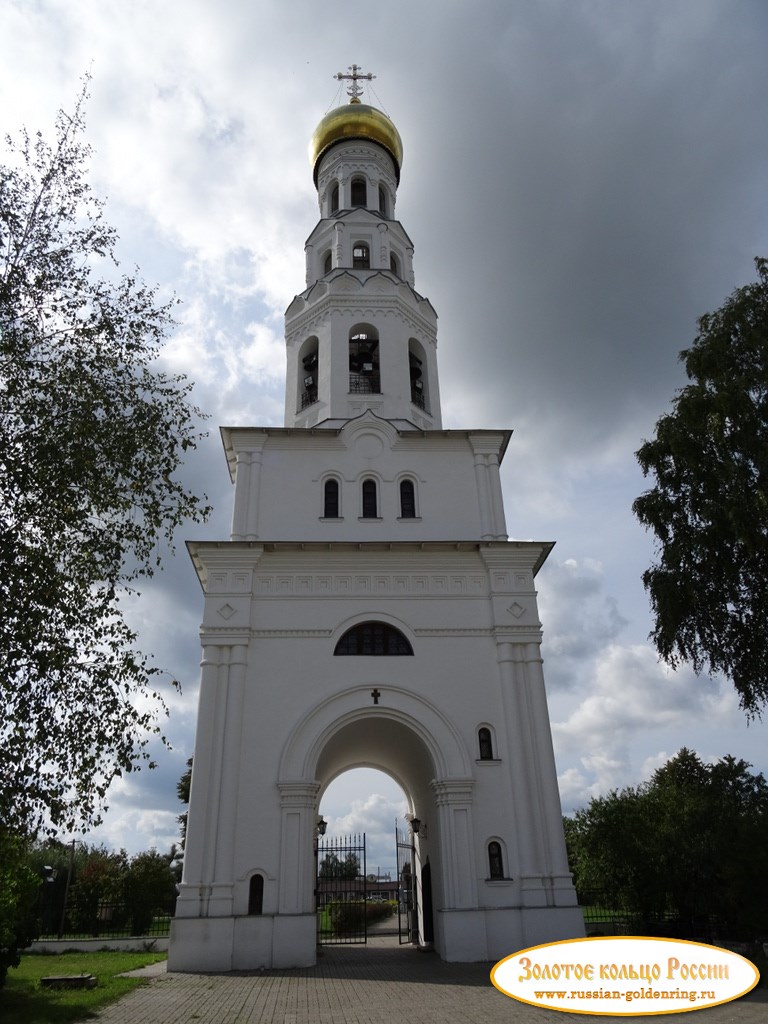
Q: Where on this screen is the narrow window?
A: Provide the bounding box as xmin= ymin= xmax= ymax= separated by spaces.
xmin=351 ymin=177 xmax=367 ymax=207
xmin=362 ymin=479 xmax=377 ymax=518
xmin=330 ymin=184 xmax=339 ymax=214
xmin=390 ymin=253 xmax=399 ymax=275
xmin=478 ymin=727 xmax=494 ymax=760
xmin=324 ymin=479 xmax=339 ymax=518
xmin=352 ymin=243 xmax=370 ymax=269
xmin=335 ymin=621 xmax=413 ymax=655
xmin=323 ymin=251 xmax=332 ymax=274
xmin=400 ymin=480 xmax=416 ymax=519
xmin=488 ymin=842 xmax=504 ymax=880
xmin=248 ymin=874 xmax=264 ymax=915
xmin=378 ymin=185 xmax=387 ymax=215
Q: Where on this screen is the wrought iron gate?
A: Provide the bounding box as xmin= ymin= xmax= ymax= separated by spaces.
xmin=315 ymin=833 xmax=367 ymax=944
xmin=396 ymin=824 xmax=417 ymax=945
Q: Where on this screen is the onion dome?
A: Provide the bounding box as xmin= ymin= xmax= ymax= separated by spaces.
xmin=310 ymin=100 xmax=403 ymax=184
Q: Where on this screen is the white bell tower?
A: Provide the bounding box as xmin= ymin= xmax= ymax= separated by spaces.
xmin=169 ymin=68 xmax=584 ymax=972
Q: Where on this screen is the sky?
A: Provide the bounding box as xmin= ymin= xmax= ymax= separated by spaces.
xmin=2 ymin=0 xmax=767 ymax=877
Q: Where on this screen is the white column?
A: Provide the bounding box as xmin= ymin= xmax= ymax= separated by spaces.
xmin=430 ymin=779 xmax=477 ymax=909
xmin=211 ymin=644 xmax=248 ymax=899
xmin=277 ymin=782 xmax=321 ymax=914
xmin=334 ymin=221 xmax=345 ymax=269
xmin=486 ymin=453 xmax=509 ymax=539
xmin=377 ymin=222 xmax=388 ymax=269
xmin=231 ymin=451 xmax=251 ymax=541
xmin=520 ymin=643 xmax=571 ymax=878
xmin=472 ymin=451 xmax=493 ymax=540
xmin=304 ymin=243 xmax=313 ymax=287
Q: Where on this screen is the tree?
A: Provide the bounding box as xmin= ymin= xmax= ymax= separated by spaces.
xmin=633 ymin=258 xmax=768 ymax=716
xmin=176 ymin=757 xmax=193 ymax=851
xmin=0 ymin=83 xmax=210 ymax=837
xmin=566 ymin=749 xmax=768 ymax=938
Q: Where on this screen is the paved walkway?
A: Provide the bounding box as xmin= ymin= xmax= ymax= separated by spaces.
xmin=98 ymin=938 xmax=766 ymax=1024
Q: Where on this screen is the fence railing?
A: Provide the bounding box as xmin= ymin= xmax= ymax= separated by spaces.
xmin=39 ymin=900 xmax=176 ymax=940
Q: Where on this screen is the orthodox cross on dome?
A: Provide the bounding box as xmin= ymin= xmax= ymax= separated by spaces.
xmin=335 ymin=64 xmax=375 ymax=102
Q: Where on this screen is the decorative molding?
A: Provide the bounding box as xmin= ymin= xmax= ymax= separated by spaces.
xmin=252 ymin=572 xmax=488 ymax=597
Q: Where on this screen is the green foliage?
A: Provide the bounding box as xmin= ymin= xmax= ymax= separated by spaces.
xmin=633 ymin=259 xmax=768 ymax=715
xmin=318 ymin=852 xmax=361 ymax=879
xmin=176 ymin=757 xmax=192 ymax=850
xmin=2 ymin=950 xmax=166 ymax=1023
xmin=327 ymin=899 xmax=393 ymax=935
xmin=566 ymin=749 xmax=768 ymax=938
xmin=0 ymin=82 xmax=210 ymax=836
xmin=0 ymin=830 xmax=40 ymax=987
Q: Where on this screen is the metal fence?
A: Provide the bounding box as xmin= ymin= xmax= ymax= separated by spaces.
xmin=39 ymin=900 xmax=176 ymax=940
xmin=578 ymin=890 xmax=715 ymax=941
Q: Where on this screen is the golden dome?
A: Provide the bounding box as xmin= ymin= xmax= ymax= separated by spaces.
xmin=310 ymin=101 xmax=403 ymax=184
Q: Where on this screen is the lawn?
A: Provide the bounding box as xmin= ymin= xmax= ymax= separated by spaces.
xmin=0 ymin=950 xmax=167 ymax=1024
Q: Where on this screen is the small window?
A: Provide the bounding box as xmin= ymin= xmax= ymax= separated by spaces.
xmin=400 ymin=480 xmax=416 ymax=519
xmin=323 ymin=251 xmax=332 ymax=274
xmin=351 ymin=177 xmax=367 ymax=207
xmin=362 ymin=479 xmax=377 ymax=518
xmin=248 ymin=874 xmax=264 ymax=915
xmin=379 ymin=185 xmax=387 ymax=215
xmin=488 ymin=842 xmax=504 ymax=880
xmin=330 ymin=184 xmax=339 ymax=214
xmin=478 ymin=728 xmax=494 ymax=760
xmin=390 ymin=253 xmax=399 ymax=275
xmin=324 ymin=479 xmax=339 ymax=518
xmin=335 ymin=621 xmax=413 ymax=656
xmin=353 ymin=243 xmax=370 ymax=269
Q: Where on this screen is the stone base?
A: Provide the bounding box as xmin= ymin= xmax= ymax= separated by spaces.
xmin=168 ymin=913 xmax=317 ymax=972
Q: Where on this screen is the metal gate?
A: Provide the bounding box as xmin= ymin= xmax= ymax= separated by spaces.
xmin=396 ymin=824 xmax=417 ymax=945
xmin=315 ymin=833 xmax=367 ymax=944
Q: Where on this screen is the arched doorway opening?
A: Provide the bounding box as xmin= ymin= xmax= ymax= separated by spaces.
xmin=310 ymin=712 xmax=441 ymax=949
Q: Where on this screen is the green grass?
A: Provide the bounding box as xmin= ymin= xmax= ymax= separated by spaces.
xmin=0 ymin=950 xmax=167 ymax=1024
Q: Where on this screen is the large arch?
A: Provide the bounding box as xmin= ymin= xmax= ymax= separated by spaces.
xmin=278 ymin=685 xmax=473 ymax=784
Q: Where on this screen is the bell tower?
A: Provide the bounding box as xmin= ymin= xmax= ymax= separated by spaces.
xmin=169 ymin=69 xmax=583 ymax=972
xmin=285 ymin=79 xmax=440 ymax=430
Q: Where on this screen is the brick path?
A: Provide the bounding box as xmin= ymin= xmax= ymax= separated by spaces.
xmin=97 ymin=938 xmax=766 ymax=1024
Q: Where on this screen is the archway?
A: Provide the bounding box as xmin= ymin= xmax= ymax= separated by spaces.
xmin=280 ymin=687 xmax=473 ymax=957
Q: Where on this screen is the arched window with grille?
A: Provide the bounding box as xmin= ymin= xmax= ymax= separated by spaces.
xmin=323 ymin=478 xmax=340 ymax=518
xmin=361 ymin=478 xmax=377 ymax=518
xmin=352 ymin=243 xmax=370 ymax=269
xmin=478 ymin=727 xmax=494 ymax=761
xmin=248 ymin=874 xmax=264 ymax=915
xmin=488 ymin=841 xmax=504 ymax=880
xmin=399 ymin=479 xmax=416 ymax=519
xmin=334 ymin=621 xmax=413 ymax=656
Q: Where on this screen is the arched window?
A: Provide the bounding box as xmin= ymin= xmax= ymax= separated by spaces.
xmin=352 ymin=243 xmax=370 ymax=269
xmin=399 ymin=479 xmax=416 ymax=519
xmin=478 ymin=727 xmax=494 ymax=760
xmin=389 ymin=252 xmax=399 ymax=275
xmin=409 ymin=340 xmax=427 ymax=411
xmin=300 ymin=338 xmax=319 ymax=409
xmin=351 ymin=177 xmax=367 ymax=207
xmin=488 ymin=841 xmax=504 ymax=880
xmin=248 ymin=874 xmax=264 ymax=915
xmin=335 ymin=621 xmax=413 ymax=656
xmin=361 ymin=478 xmax=378 ymax=518
xmin=330 ymin=184 xmax=339 ymax=214
xmin=323 ymin=250 xmax=332 ymax=275
xmin=349 ymin=328 xmax=380 ymax=393
xmin=378 ymin=185 xmax=387 ymax=215
xmin=323 ymin=479 xmax=340 ymax=518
